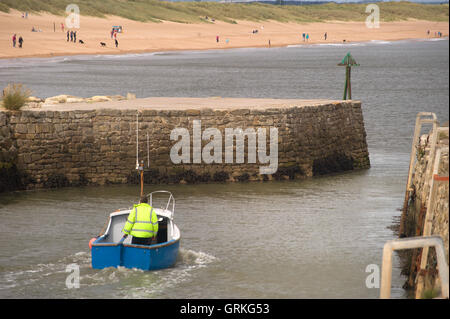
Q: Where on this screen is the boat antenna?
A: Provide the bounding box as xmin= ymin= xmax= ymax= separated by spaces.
xmin=136 ymin=111 xmax=144 ymax=198
xmin=135 ymin=112 xmax=139 ymax=170
xmin=139 ymin=160 xmax=144 ymax=198
xmin=147 ymin=132 xmax=150 ymax=168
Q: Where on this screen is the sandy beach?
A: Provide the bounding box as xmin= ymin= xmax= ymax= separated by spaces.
xmin=1 ymin=10 xmax=448 ymax=59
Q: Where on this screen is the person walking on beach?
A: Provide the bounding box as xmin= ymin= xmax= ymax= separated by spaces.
xmin=302 ymin=33 xmax=305 ymax=42
xmin=324 ymin=32 xmax=327 ymax=41
xmin=73 ymin=31 xmax=77 ymax=43
xmin=70 ymin=30 xmax=73 ymax=42
xmin=216 ymin=35 xmax=219 ymax=43
xmin=306 ymin=33 xmax=309 ymax=42
xmin=115 ymin=39 xmax=118 ymax=48
xmin=67 ymin=30 xmax=69 ymax=42
xmin=12 ymin=34 xmax=16 ymax=48
xmin=18 ymin=36 xmax=23 ymax=48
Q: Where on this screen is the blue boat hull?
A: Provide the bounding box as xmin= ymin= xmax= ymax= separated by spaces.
xmin=92 ymin=238 xmax=180 ymax=271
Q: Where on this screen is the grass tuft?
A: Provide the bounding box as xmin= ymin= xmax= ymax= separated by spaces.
xmin=1 ymin=83 xmax=31 ymax=110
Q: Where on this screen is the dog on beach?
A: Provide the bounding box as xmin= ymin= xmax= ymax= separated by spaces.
xmin=79 ymin=40 xmax=84 ymax=44
xmin=100 ymin=42 xmax=106 ymax=47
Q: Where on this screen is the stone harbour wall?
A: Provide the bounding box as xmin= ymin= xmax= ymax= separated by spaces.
xmin=0 ymin=100 xmax=370 ymax=191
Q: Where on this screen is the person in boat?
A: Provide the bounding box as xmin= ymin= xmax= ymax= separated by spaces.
xmin=122 ymin=196 xmax=159 ymax=245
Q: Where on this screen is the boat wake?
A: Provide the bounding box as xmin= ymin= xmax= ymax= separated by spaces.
xmin=111 ymin=249 xmax=217 ymax=298
xmin=177 ymin=248 xmax=218 ymax=267
xmin=0 ymin=248 xmax=216 ymax=298
xmin=0 ymin=251 xmax=91 ymax=297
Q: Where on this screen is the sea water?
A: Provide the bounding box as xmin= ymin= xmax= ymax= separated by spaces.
xmin=0 ymin=39 xmax=448 ymax=298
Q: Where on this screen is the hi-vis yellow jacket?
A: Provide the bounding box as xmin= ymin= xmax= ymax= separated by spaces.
xmin=123 ymin=203 xmax=159 ymax=238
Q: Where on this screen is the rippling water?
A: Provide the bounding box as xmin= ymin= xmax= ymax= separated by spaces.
xmin=0 ymin=39 xmax=448 ymax=298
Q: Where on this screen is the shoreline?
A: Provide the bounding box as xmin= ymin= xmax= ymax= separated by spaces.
xmin=1 ymin=36 xmax=448 ymax=62
xmin=1 ymin=10 xmax=448 ymax=60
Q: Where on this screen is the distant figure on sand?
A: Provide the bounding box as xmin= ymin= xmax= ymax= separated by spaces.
xmin=115 ymin=39 xmax=118 ymax=48
xmin=67 ymin=30 xmax=69 ymax=42
xmin=306 ymin=34 xmax=309 ymax=42
xmin=302 ymin=33 xmax=305 ymax=42
xmin=70 ymin=31 xmax=73 ymax=42
xmin=111 ymin=29 xmax=114 ymax=39
xmin=73 ymin=31 xmax=77 ymax=43
xmin=12 ymin=34 xmax=16 ymax=47
xmin=216 ymin=35 xmax=219 ymax=43
xmin=61 ymin=23 xmax=64 ymax=32
xmin=268 ymin=39 xmax=271 ymax=48
xmin=324 ymin=32 xmax=327 ymax=40
xmin=18 ymin=36 xmax=23 ymax=48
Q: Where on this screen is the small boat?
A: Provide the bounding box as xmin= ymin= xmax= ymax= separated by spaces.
xmin=90 ymin=191 xmax=181 ymax=271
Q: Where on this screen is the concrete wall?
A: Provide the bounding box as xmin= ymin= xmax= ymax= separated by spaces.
xmin=0 ymin=100 xmax=370 ymax=190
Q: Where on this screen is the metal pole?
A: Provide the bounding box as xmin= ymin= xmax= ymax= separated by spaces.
xmin=140 ymin=164 xmax=144 ymax=197
xmin=380 ymin=242 xmax=393 ymax=299
xmin=136 ymin=112 xmax=139 ymax=170
xmin=343 ymin=67 xmax=348 ymax=100
xmin=348 ymin=66 xmax=352 ymax=99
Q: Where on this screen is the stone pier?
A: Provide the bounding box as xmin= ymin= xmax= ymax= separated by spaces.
xmin=0 ymin=97 xmax=370 ymax=191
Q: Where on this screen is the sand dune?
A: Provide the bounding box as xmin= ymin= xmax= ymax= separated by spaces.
xmin=0 ymin=10 xmax=448 ymax=59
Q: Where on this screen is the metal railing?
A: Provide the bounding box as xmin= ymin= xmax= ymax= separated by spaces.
xmin=399 ymin=113 xmax=438 ymax=236
xmin=148 ymin=190 xmax=175 ymax=219
xmin=415 ymin=143 xmax=449 ymax=298
xmin=405 ymin=112 xmax=438 ymax=193
xmin=380 ymin=236 xmax=449 ymax=299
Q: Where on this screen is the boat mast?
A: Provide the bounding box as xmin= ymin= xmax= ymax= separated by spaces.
xmin=136 ymin=112 xmax=139 ymax=170
xmin=136 ymin=111 xmax=144 ymax=198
